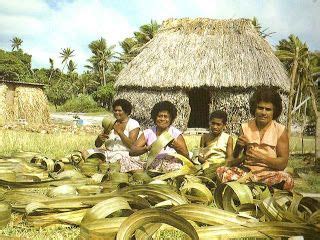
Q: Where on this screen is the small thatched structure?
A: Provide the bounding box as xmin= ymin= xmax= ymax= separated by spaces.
xmin=115 ymin=18 xmax=290 ymax=133
xmin=0 ymin=80 xmax=49 ymax=125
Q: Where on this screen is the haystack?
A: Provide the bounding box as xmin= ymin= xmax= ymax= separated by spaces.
xmin=0 ymin=80 xmax=49 ymax=125
xmin=115 ymin=18 xmax=290 ymax=133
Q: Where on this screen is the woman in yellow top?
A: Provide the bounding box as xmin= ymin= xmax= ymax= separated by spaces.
xmin=217 ymin=87 xmax=294 ymax=191
xmin=199 ymin=110 xmax=233 ymax=168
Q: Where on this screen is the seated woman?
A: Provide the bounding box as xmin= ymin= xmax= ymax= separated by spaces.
xmin=216 ymin=87 xmax=294 ymax=191
xmin=130 ymin=101 xmax=189 ymax=172
xmin=199 ymin=110 xmax=233 ymax=169
xmin=82 ymin=99 xmax=143 ymax=173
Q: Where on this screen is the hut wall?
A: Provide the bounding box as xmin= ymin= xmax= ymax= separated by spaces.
xmin=5 ymin=84 xmax=15 ymax=122
xmin=210 ymin=88 xmax=288 ymax=135
xmin=0 ymin=84 xmax=8 ymax=125
xmin=116 ymin=88 xmax=190 ymax=130
xmin=13 ymin=86 xmax=50 ymax=124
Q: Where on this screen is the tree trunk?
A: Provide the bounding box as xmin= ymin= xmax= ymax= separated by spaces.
xmin=309 ymin=87 xmax=320 ymax=168
xmin=287 ymin=57 xmax=299 ymax=139
xmin=102 ymin=62 xmax=106 ymax=86
xmin=294 ymin=82 xmax=300 ymax=110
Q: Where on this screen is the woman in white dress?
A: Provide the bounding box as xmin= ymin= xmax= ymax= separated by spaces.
xmin=82 ymin=99 xmax=143 ymax=172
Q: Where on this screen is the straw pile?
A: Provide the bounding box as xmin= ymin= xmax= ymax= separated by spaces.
xmin=115 ymin=18 xmax=290 ymax=132
xmin=13 ymin=86 xmax=49 ymax=124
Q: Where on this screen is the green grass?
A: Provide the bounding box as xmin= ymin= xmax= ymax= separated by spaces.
xmin=0 ymin=129 xmax=96 ymax=158
xmin=0 ymin=214 xmax=79 ymax=240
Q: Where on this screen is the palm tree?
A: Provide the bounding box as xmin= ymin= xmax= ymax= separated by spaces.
xmin=59 ymin=48 xmax=75 ymax=72
xmin=10 ymin=37 xmax=23 ymax=51
xmin=276 ymin=35 xmax=309 ymax=138
xmin=119 ymin=20 xmax=160 ymax=64
xmin=67 ymin=60 xmax=77 ymax=73
xmin=48 ymin=58 xmax=54 ymax=82
xmin=86 ymin=38 xmax=115 ymax=86
xmin=77 ymin=71 xmax=99 ymax=94
xmin=119 ymin=38 xmax=138 ymax=64
xmin=251 ymin=17 xmax=274 ymax=38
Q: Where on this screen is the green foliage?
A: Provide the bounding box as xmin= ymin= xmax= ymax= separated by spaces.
xmin=45 ymin=79 xmax=73 ymax=106
xmin=0 ymin=49 xmax=32 ymax=81
xmin=86 ymin=38 xmax=115 ymax=86
xmin=57 ymin=94 xmax=103 ymax=112
xmin=92 ymin=82 xmax=115 ymax=109
xmin=67 ymin=59 xmax=77 ymax=73
xmin=119 ymin=20 xmax=160 ymax=64
xmin=251 ymin=17 xmax=274 ymax=38
xmin=10 ymin=36 xmax=23 ymax=51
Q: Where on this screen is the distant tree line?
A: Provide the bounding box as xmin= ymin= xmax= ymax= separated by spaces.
xmin=0 ymin=20 xmax=160 ymax=110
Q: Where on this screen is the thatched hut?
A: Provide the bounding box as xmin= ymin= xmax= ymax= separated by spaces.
xmin=115 ymin=18 xmax=290 ymax=133
xmin=0 ymin=80 xmax=49 ymax=125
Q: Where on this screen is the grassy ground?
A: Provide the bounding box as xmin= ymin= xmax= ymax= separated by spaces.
xmin=0 ymin=129 xmax=319 ymax=239
xmin=0 ymin=129 xmax=95 ymax=159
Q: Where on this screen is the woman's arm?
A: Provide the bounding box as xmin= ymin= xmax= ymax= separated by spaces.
xmin=200 ymin=134 xmax=207 ymax=148
xmin=129 ymin=134 xmax=151 ymax=156
xmin=226 ymin=129 xmax=247 ymax=167
xmin=246 ymin=129 xmax=289 ymax=170
xmin=225 ymin=136 xmax=233 ymax=161
xmin=169 ymin=135 xmax=190 ymax=159
xmin=95 ymin=132 xmax=109 ymax=147
xmin=113 ymin=121 xmax=140 ymax=149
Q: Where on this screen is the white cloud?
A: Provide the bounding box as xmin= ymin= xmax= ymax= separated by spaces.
xmin=0 ymin=0 xmax=135 ymax=72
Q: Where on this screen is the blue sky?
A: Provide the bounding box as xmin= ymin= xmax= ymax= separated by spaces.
xmin=0 ymin=0 xmax=319 ymax=73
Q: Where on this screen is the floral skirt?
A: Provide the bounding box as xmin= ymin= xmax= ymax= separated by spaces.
xmin=216 ymin=166 xmax=294 ymax=191
xmin=149 ymin=155 xmax=182 ymax=173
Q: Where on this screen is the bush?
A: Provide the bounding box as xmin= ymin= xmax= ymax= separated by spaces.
xmin=57 ymin=94 xmax=104 ymax=112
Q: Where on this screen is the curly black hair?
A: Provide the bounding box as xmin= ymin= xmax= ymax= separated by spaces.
xmin=112 ymin=99 xmax=133 ymax=115
xmin=209 ymin=110 xmax=228 ymax=124
xmin=249 ymin=87 xmax=283 ymax=120
xmin=151 ymin=101 xmax=177 ymax=124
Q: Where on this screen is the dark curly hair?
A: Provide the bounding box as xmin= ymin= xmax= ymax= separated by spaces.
xmin=209 ymin=110 xmax=228 ymax=124
xmin=151 ymin=101 xmax=177 ymax=124
xmin=249 ymin=87 xmax=283 ymax=120
xmin=112 ymin=99 xmax=133 ymax=115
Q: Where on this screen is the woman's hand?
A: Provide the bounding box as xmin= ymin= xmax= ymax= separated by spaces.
xmin=236 ymin=135 xmax=249 ymax=147
xmin=245 ymin=147 xmax=267 ymax=165
xmin=113 ymin=122 xmax=123 ymax=134
xmin=95 ymin=132 xmax=109 ymax=147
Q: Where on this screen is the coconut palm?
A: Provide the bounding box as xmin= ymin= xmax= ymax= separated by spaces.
xmin=119 ymin=38 xmax=138 ymax=64
xmin=277 ymin=36 xmax=320 ymax=167
xmin=86 ymin=38 xmax=115 ymax=86
xmin=276 ymin=35 xmax=309 ymax=138
xmin=48 ymin=58 xmax=55 ymax=82
xmin=59 ymin=48 xmax=75 ymax=72
xmin=77 ymin=71 xmax=99 ymax=94
xmin=119 ymin=20 xmax=160 ymax=64
xmin=10 ymin=37 xmax=23 ymax=51
xmin=67 ymin=60 xmax=77 ymax=73
xmin=251 ymin=17 xmax=274 ymax=38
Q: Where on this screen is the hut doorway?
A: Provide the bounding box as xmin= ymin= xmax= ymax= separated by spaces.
xmin=187 ymin=88 xmax=210 ymax=128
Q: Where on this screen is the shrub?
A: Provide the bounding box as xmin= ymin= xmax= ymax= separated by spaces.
xmin=57 ymin=94 xmax=104 ymax=112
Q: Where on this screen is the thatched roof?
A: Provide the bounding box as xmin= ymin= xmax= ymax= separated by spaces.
xmin=0 ymin=79 xmax=45 ymax=88
xmin=116 ymin=18 xmax=290 ymax=92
